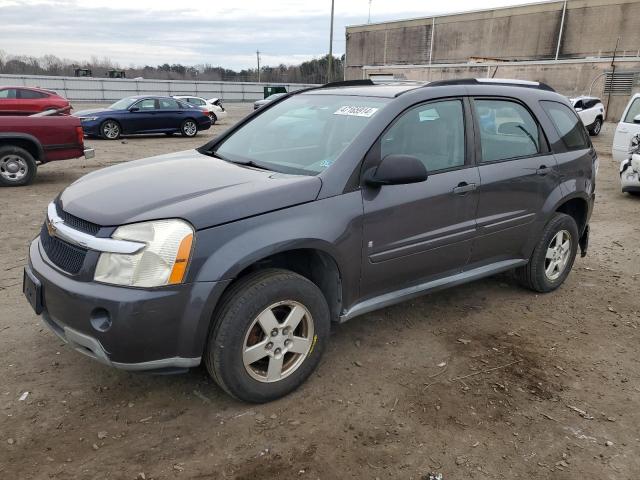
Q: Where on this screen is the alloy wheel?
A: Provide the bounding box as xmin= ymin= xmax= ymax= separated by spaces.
xmin=544 ymin=229 xmax=572 ymax=281
xmin=242 ymin=301 xmax=315 ymax=383
xmin=183 ymin=120 xmax=197 ymax=136
xmin=102 ymin=121 xmax=120 ymax=139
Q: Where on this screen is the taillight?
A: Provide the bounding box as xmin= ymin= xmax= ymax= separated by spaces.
xmin=75 ymin=125 xmax=84 ymax=145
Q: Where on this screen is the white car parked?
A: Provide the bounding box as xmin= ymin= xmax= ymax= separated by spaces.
xmin=612 ymin=93 xmax=640 ymax=163
xmin=570 ymin=96 xmax=605 ymax=136
xmin=173 ymin=96 xmax=227 ymax=124
xmin=620 ymin=133 xmax=640 ymax=195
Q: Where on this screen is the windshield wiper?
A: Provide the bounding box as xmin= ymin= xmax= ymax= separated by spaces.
xmin=211 ymin=151 xmax=273 ymax=171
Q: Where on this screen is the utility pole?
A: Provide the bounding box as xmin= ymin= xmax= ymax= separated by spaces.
xmin=256 ymin=50 xmax=261 ymax=83
xmin=327 ymin=0 xmax=335 ymax=83
xmin=368 ymin=0 xmax=372 ymax=23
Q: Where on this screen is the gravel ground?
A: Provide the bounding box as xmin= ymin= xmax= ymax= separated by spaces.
xmin=0 ymin=106 xmax=639 ymax=479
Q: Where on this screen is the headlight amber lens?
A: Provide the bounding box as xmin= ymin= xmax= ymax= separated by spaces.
xmin=94 ymin=219 xmax=194 ymax=287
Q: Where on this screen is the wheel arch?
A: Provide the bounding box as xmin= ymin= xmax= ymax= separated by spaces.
xmin=213 ymin=245 xmax=344 ymax=323
xmin=0 ymin=133 xmax=43 ymax=162
xmin=553 ymin=195 xmax=589 ymax=234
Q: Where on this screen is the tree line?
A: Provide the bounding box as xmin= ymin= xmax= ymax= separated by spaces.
xmin=0 ymin=51 xmax=345 ymax=84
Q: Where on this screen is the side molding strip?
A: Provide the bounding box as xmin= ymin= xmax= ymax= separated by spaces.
xmin=339 ymin=259 xmax=527 ymax=323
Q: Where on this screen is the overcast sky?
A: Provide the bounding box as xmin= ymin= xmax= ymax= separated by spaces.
xmin=1 ymin=0 xmax=543 ymax=70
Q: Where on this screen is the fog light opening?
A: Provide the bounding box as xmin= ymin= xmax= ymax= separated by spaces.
xmin=90 ymin=308 xmax=112 ymax=332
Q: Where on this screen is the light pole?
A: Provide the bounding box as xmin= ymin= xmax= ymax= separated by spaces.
xmin=368 ymin=0 xmax=372 ymax=23
xmin=327 ymin=0 xmax=335 ymax=83
xmin=256 ymin=49 xmax=261 ymax=83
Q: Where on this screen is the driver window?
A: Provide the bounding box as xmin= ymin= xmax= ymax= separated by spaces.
xmin=381 ymin=99 xmax=465 ymax=172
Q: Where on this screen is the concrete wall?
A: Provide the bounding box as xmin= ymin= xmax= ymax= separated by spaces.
xmin=0 ymin=74 xmax=317 ymax=103
xmin=346 ymin=0 xmax=640 ymax=72
xmin=360 ymin=59 xmax=640 ymax=121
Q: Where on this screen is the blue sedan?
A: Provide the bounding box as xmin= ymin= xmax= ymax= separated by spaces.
xmin=74 ymin=96 xmax=212 ymax=140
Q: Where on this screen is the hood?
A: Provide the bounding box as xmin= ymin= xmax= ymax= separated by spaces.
xmin=59 ymin=150 xmax=322 ymax=229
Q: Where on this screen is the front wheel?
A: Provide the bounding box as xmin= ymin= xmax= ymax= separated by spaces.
xmin=180 ymin=119 xmax=198 ymax=137
xmin=589 ymin=117 xmax=602 ymax=136
xmin=0 ymin=146 xmax=37 ymax=186
xmin=516 ymin=213 xmax=579 ymax=292
xmin=205 ymin=269 xmax=330 ymax=403
xmin=100 ymin=120 xmax=121 ymax=140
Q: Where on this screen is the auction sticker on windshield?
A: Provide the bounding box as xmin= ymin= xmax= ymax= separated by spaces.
xmin=334 ymin=106 xmax=379 ymax=117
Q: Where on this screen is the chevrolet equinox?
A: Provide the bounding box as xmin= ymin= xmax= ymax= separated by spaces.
xmin=23 ymin=79 xmax=596 ymax=402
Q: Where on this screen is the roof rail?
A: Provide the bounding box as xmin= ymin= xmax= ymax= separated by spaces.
xmin=426 ymin=78 xmax=555 ymax=92
xmin=322 ymin=79 xmax=374 ymax=88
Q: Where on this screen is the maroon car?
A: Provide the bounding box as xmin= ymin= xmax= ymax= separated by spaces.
xmin=0 ymin=86 xmax=72 ymax=115
xmin=0 ymin=115 xmax=94 ymax=186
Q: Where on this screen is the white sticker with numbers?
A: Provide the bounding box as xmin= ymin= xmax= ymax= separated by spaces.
xmin=333 ymin=106 xmax=379 ymax=117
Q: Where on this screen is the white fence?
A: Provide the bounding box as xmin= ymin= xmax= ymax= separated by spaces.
xmin=0 ymin=74 xmax=318 ymax=103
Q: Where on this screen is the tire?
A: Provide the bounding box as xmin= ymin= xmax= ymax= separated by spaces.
xmin=516 ymin=213 xmax=579 ymax=293
xmin=0 ymin=145 xmax=37 ymax=187
xmin=180 ymin=119 xmax=198 ymax=137
xmin=588 ymin=117 xmax=602 ymax=136
xmin=205 ymin=268 xmax=330 ymax=403
xmin=210 ymin=113 xmax=217 ymax=125
xmin=100 ymin=120 xmax=121 ymax=140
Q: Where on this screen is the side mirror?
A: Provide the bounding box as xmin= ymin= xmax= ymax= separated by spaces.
xmin=129 ymin=106 xmax=140 ymax=112
xmin=365 ymin=154 xmax=428 ymax=186
xmin=634 ymin=114 xmax=640 ymax=124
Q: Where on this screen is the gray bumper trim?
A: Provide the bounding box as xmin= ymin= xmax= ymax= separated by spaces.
xmin=42 ymin=311 xmax=201 ymax=371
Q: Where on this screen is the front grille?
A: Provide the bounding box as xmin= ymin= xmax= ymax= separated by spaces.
xmin=55 ymin=202 xmax=100 ymax=235
xmin=40 ymin=225 xmax=87 ymax=274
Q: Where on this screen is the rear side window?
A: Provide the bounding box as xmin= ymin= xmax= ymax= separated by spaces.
xmin=381 ymin=99 xmax=465 ymax=172
xmin=473 ymin=99 xmax=541 ymax=163
xmin=159 ymin=98 xmax=180 ymax=110
xmin=0 ymin=89 xmax=17 ymax=99
xmin=19 ymin=89 xmax=47 ymax=99
xmin=623 ymin=98 xmax=640 ymax=123
xmin=541 ymin=101 xmax=589 ymax=150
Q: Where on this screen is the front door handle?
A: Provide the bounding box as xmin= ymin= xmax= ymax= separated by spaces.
xmin=536 ymin=165 xmax=552 ymax=176
xmin=453 ymin=182 xmax=477 ymax=195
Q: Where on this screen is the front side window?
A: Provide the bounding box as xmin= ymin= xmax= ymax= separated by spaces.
xmin=380 ymin=99 xmax=465 ymax=172
xmin=214 ymin=94 xmax=389 ymax=175
xmin=474 ymin=99 xmax=541 ymax=163
xmin=541 ymin=101 xmax=589 ymax=150
xmin=623 ymin=98 xmax=640 ymax=123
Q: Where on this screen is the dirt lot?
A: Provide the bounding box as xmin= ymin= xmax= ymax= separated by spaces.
xmin=1 ymin=105 xmax=639 ymax=479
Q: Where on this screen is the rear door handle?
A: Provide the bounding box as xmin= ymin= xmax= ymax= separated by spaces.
xmin=453 ymin=182 xmax=477 ymax=195
xmin=536 ymin=165 xmax=552 ymax=176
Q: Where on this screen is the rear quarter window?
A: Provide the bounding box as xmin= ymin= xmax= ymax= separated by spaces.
xmin=18 ymin=89 xmax=48 ymax=99
xmin=541 ymin=101 xmax=589 ymax=151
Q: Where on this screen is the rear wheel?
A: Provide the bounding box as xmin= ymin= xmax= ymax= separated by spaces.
xmin=589 ymin=117 xmax=602 ymax=136
xmin=205 ymin=269 xmax=330 ymax=403
xmin=516 ymin=213 xmax=579 ymax=292
xmin=210 ymin=113 xmax=217 ymax=125
xmin=0 ymin=146 xmax=37 ymax=187
xmin=100 ymin=120 xmax=121 ymax=140
xmin=181 ymin=119 xmax=198 ymax=137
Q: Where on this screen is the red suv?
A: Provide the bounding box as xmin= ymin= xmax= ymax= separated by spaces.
xmin=0 ymin=86 xmax=71 ymax=115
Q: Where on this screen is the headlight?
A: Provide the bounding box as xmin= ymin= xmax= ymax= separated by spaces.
xmin=94 ymin=219 xmax=194 ymax=287
xmin=80 ymin=116 xmax=98 ymax=122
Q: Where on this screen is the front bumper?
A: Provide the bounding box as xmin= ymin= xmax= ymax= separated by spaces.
xmin=26 ymin=237 xmax=229 ymax=371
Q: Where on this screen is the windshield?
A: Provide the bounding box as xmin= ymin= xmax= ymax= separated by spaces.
xmin=109 ymin=97 xmax=137 ymax=110
xmin=215 ymin=94 xmax=389 ymax=175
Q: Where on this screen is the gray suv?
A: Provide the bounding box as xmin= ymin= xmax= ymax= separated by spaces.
xmin=23 ymin=79 xmax=596 ymax=402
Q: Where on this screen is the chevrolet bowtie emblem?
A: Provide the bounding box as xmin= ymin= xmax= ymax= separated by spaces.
xmin=47 ymin=218 xmax=58 ymax=237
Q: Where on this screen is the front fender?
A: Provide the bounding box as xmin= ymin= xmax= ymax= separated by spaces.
xmin=189 ymin=191 xmax=364 ymax=308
